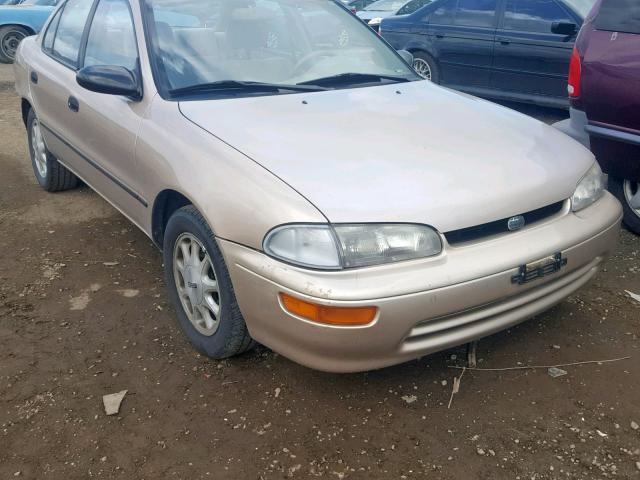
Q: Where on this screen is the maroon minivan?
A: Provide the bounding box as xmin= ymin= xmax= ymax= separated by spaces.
xmin=555 ymin=0 xmax=640 ymax=233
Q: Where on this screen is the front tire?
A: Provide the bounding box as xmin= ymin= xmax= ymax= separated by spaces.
xmin=26 ymin=109 xmax=79 ymax=192
xmin=412 ymin=51 xmax=440 ymax=83
xmin=0 ymin=25 xmax=29 ymax=64
xmin=163 ymin=206 xmax=254 ymax=359
xmin=609 ymin=177 xmax=640 ymax=234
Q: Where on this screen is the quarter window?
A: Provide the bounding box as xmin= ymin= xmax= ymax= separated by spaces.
xmin=51 ymin=0 xmax=94 ymax=66
xmin=83 ymin=0 xmax=138 ymax=71
xmin=42 ymin=7 xmax=62 ymax=50
xmin=504 ymin=0 xmax=574 ymax=33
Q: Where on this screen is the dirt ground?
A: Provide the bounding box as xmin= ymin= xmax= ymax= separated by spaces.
xmin=1 ymin=63 xmax=639 ymax=480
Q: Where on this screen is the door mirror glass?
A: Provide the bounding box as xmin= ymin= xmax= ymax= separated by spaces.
xmin=551 ymin=21 xmax=577 ymax=35
xmin=76 ymin=65 xmax=141 ymax=100
xmin=397 ymin=49 xmax=414 ymax=64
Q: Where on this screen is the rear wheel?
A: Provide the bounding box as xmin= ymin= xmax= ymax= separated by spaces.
xmin=163 ymin=206 xmax=255 ymax=359
xmin=609 ymin=177 xmax=640 ymax=234
xmin=412 ymin=51 xmax=439 ymax=83
xmin=26 ymin=109 xmax=79 ymax=192
xmin=0 ymin=25 xmax=29 ymax=64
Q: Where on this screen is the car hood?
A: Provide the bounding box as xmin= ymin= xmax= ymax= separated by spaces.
xmin=179 ymin=81 xmax=593 ymax=233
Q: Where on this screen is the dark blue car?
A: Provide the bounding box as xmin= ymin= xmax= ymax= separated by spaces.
xmin=380 ymin=0 xmax=594 ymax=108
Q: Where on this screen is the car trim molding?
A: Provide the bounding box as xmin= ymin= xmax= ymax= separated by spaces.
xmin=586 ymin=124 xmax=640 ymax=147
xmin=40 ymin=122 xmax=148 ymax=207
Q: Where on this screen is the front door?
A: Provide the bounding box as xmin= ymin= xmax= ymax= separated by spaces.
xmin=491 ymin=0 xmax=578 ymax=101
xmin=69 ymin=0 xmax=148 ymax=225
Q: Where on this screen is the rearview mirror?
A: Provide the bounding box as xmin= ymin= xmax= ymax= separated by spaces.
xmin=397 ymin=50 xmax=414 ymax=65
xmin=551 ymin=21 xmax=578 ymax=36
xmin=76 ymin=65 xmax=141 ymax=100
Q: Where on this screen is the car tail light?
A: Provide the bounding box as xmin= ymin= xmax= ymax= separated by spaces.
xmin=568 ymin=46 xmax=581 ymax=98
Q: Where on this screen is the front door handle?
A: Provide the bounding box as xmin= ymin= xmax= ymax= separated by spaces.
xmin=497 ymin=37 xmax=511 ymax=45
xmin=30 ymin=71 xmax=38 ymax=84
xmin=67 ymin=96 xmax=79 ymax=113
xmin=435 ymin=33 xmax=445 ymax=39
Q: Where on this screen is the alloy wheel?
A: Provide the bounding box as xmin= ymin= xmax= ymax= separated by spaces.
xmin=623 ymin=179 xmax=640 ymax=218
xmin=173 ymin=233 xmax=221 ymax=336
xmin=31 ymin=118 xmax=47 ymax=178
xmin=413 ymin=58 xmax=432 ymax=81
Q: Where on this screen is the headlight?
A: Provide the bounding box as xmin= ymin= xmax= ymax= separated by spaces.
xmin=571 ymin=162 xmax=605 ymax=212
xmin=264 ymin=224 xmax=442 ymax=270
xmin=368 ymin=17 xmax=382 ymax=25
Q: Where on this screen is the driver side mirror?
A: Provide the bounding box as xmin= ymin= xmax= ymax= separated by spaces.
xmin=76 ymin=65 xmax=142 ymax=101
xmin=551 ymin=21 xmax=578 ymax=36
xmin=397 ymin=50 xmax=414 ymax=65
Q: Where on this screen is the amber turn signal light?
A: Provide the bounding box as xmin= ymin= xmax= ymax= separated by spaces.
xmin=279 ymin=293 xmax=377 ymax=326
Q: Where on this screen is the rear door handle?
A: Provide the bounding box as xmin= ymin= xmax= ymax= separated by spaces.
xmin=30 ymin=71 xmax=38 ymax=84
xmin=497 ymin=37 xmax=511 ymax=45
xmin=435 ymin=33 xmax=445 ymax=39
xmin=67 ymin=96 xmax=79 ymax=113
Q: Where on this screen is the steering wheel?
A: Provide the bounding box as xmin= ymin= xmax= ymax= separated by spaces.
xmin=293 ymin=50 xmax=337 ymax=77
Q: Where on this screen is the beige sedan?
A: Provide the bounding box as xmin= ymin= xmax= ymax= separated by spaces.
xmin=14 ymin=0 xmax=622 ymax=372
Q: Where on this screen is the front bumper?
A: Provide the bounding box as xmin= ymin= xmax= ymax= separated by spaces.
xmin=220 ymin=193 xmax=622 ymax=372
xmin=554 ymin=108 xmax=590 ymax=149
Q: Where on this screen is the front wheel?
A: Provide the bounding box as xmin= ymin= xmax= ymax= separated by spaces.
xmin=163 ymin=206 xmax=255 ymax=359
xmin=412 ymin=51 xmax=440 ymax=83
xmin=609 ymin=177 xmax=640 ymax=234
xmin=0 ymin=25 xmax=29 ymax=63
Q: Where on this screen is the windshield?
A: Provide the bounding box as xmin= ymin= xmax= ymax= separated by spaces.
xmin=144 ymin=0 xmax=417 ymax=96
xmin=562 ymin=0 xmax=595 ymax=17
xmin=363 ymin=0 xmax=406 ymax=11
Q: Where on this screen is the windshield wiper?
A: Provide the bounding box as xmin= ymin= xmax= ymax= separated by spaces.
xmin=169 ymin=80 xmax=327 ymax=97
xmin=297 ymin=73 xmax=412 ymax=87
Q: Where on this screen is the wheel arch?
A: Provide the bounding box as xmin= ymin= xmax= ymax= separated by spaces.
xmin=0 ymin=23 xmax=36 ymax=36
xmin=406 ymin=46 xmax=438 ymax=63
xmin=21 ymin=98 xmax=32 ymax=127
xmin=151 ymin=189 xmax=197 ymax=248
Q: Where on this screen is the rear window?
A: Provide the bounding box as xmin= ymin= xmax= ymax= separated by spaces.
xmin=595 ymin=0 xmax=640 ymax=34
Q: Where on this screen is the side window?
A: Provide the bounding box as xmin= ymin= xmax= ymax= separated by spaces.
xmin=504 ymin=0 xmax=573 ymax=33
xmin=427 ymin=0 xmax=455 ymax=24
xmin=52 ymin=0 xmax=94 ymax=66
xmin=453 ymin=0 xmax=497 ymax=27
xmin=42 ymin=7 xmax=62 ymax=51
xmin=398 ymin=0 xmax=431 ymax=15
xmin=83 ymin=0 xmax=138 ymax=71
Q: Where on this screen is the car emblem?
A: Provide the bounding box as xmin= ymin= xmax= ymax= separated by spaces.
xmin=507 ymin=215 xmax=525 ymax=231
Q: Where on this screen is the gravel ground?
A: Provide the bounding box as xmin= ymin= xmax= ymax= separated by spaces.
xmin=0 ymin=63 xmax=639 ymax=480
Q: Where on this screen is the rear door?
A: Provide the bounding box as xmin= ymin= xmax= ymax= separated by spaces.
xmin=583 ymin=0 xmax=640 ymax=133
xmin=582 ymin=0 xmax=640 ymax=179
xmin=415 ymin=0 xmax=498 ymax=89
xmin=491 ymin=0 xmax=579 ymax=101
xmin=29 ymin=0 xmax=95 ymax=173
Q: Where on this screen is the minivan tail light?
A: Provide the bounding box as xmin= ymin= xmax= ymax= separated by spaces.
xmin=568 ymin=46 xmax=581 ymax=98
